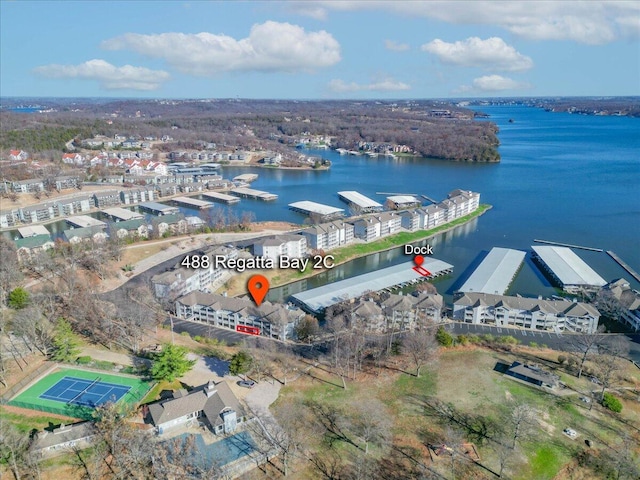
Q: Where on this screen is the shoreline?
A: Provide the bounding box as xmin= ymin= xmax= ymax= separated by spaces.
xmin=224 ymin=204 xmax=492 ymax=296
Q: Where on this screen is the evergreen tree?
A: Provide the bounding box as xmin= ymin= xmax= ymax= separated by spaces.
xmin=51 ymin=318 xmax=81 ymax=362
xmin=7 ymin=287 xmax=30 ymax=309
xmin=150 ymin=344 xmax=196 ymax=382
xmin=229 ymin=351 xmax=253 ymax=376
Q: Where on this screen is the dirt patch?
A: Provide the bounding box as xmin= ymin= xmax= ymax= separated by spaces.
xmin=1 ymin=404 xmax=77 ymax=422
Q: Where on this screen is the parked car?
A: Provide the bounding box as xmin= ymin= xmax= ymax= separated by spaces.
xmin=579 ymin=396 xmax=591 ymax=403
xmin=563 ymin=428 xmax=577 ymax=438
xmin=237 ymin=380 xmax=256 ymax=388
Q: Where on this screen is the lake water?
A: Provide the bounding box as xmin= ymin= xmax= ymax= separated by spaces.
xmin=7 ymin=106 xmax=639 ymax=300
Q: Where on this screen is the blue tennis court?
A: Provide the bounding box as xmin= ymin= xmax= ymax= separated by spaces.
xmin=39 ymin=376 xmax=131 ymax=407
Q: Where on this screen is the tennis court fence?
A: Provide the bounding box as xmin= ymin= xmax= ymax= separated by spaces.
xmin=0 ymin=363 xmax=55 ymax=404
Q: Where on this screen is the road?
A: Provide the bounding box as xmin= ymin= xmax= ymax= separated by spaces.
xmin=444 ymin=321 xmax=640 ymax=363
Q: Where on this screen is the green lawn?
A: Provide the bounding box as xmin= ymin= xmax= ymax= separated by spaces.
xmin=0 ymin=406 xmax=75 ymax=433
xmin=8 ymin=368 xmax=151 ymax=420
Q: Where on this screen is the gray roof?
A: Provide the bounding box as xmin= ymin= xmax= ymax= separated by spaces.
xmin=454 ymin=292 xmax=600 ymax=317
xmin=532 ymin=246 xmax=606 ymax=287
xmin=292 ymin=259 xmax=453 ymax=313
xmin=289 ymin=200 xmax=344 ymax=216
xmin=148 ymin=381 xmax=241 ymax=428
xmin=63 ymin=226 xmax=107 ymax=241
xmin=507 ymin=361 xmax=559 ymax=386
xmin=458 ymin=248 xmax=526 ymax=295
xmin=337 ymin=191 xmax=382 ymax=209
xmin=32 ymin=422 xmax=96 ymax=451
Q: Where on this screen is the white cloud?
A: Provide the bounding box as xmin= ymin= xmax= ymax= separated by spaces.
xmin=33 ymin=59 xmax=170 ymax=90
xmin=102 ymin=21 xmax=341 ymax=75
xmin=421 ymin=37 xmax=532 ymax=71
xmin=385 ymin=39 xmax=410 ymax=52
xmin=471 ymin=74 xmax=529 ymax=91
xmin=289 ymin=1 xmax=640 ymax=44
xmin=328 ymin=78 xmax=411 ymax=93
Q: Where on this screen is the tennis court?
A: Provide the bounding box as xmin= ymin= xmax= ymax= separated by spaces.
xmin=8 ymin=368 xmax=151 ymax=419
xmin=39 ymin=376 xmax=131 ymax=407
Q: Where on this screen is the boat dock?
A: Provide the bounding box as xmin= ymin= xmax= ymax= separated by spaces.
xmin=289 ymin=200 xmax=344 ymax=220
xmin=233 ymin=173 xmax=258 ymax=183
xmin=230 ymin=187 xmax=278 ymax=201
xmin=66 ymin=215 xmax=107 ymax=228
xmin=531 ymin=245 xmax=606 ymax=293
xmin=201 ymin=192 xmax=241 ymax=205
xmin=534 ymin=239 xmax=603 ymax=252
xmin=607 ymin=251 xmax=640 ymax=283
xmin=101 ymin=207 xmax=144 ymax=222
xmin=172 ymin=197 xmax=214 ymax=209
xmin=458 ymin=247 xmax=526 ymax=295
xmin=138 ymin=201 xmax=180 ymax=216
xmin=337 ymin=191 xmax=383 ymax=213
xmin=291 ymin=259 xmax=454 ymax=313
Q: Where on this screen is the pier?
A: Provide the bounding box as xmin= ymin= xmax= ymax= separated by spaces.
xmin=233 ymin=174 xmax=258 ymax=183
xmin=201 ymin=192 xmax=240 ymax=205
xmin=101 ymin=208 xmax=144 ymax=222
xmin=138 ymin=201 xmax=180 ymax=216
xmin=172 ymin=197 xmax=214 ymax=209
xmin=230 ymin=187 xmax=278 ymax=201
xmin=66 ymin=215 xmax=107 ymax=228
xmin=337 ymin=191 xmax=383 ymax=213
xmin=607 ymin=251 xmax=640 ymax=283
xmin=288 ymin=201 xmax=344 ymax=220
xmin=533 ymin=239 xmax=603 ymax=252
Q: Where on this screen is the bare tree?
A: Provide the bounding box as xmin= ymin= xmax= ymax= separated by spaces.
xmin=567 ymin=326 xmax=606 ymax=378
xmin=0 ymin=421 xmax=33 ymax=480
xmin=506 ymin=402 xmax=537 ymax=450
xmin=593 ymin=353 xmax=622 ymax=401
xmin=0 ymin=237 xmax=22 ymax=306
xmin=403 ymin=327 xmax=439 ymax=377
xmin=12 ymin=306 xmax=55 ymax=356
xmin=351 ymin=398 xmax=392 ymax=454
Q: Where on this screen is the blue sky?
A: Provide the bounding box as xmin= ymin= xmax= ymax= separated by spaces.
xmin=1 ymin=1 xmax=638 ymax=99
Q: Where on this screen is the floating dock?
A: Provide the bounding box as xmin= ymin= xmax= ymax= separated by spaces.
xmin=233 ymin=174 xmax=258 ymax=183
xmin=387 ymin=195 xmax=421 ymax=209
xmin=289 ymin=201 xmax=344 ymax=219
xmin=101 ymin=208 xmax=144 ymax=222
xmin=533 ymin=239 xmax=602 ymax=252
xmin=201 ymin=192 xmax=241 ymax=205
xmin=172 ymin=196 xmax=214 ymax=209
xmin=66 ymin=215 xmax=107 ymax=229
xmin=607 ymin=251 xmax=640 ymax=283
xmin=337 ymin=191 xmax=383 ymax=213
xmin=291 ymin=259 xmax=453 ymax=313
xmin=230 ymin=187 xmax=278 ymax=201
xmin=138 ymin=201 xmax=180 ymax=216
xmin=458 ymin=247 xmax=526 ymax=295
xmin=17 ymin=225 xmax=50 ymax=238
xmin=531 ymin=245 xmax=606 ymax=293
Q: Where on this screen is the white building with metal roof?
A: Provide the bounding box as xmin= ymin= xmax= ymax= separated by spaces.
xmin=289 ymin=201 xmax=344 ymax=219
xmin=337 ymin=191 xmax=383 ymax=213
xmin=531 ymin=246 xmax=606 ymax=293
xmin=458 ymin=247 xmax=526 ymax=295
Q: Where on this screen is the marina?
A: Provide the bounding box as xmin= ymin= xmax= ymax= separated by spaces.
xmin=531 ymin=246 xmax=607 ymax=293
xmin=172 ymin=197 xmax=214 ymax=209
xmin=337 ymin=191 xmax=383 ymax=213
xmin=288 ymin=201 xmax=345 ymax=220
xmin=201 ymin=192 xmax=241 ymax=205
xmin=233 ymin=174 xmax=259 ymax=183
xmin=17 ymin=225 xmax=50 ymax=238
xmin=101 ymin=207 xmax=144 ymax=222
xmin=66 ymin=215 xmax=107 ymax=228
xmin=291 ymin=259 xmax=454 ymax=313
xmin=458 ymin=247 xmax=526 ymax=295
xmin=230 ymin=187 xmax=278 ymax=201
xmin=138 ymin=202 xmax=180 ymax=216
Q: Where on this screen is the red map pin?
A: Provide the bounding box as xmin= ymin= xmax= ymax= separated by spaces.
xmin=414 ymin=255 xmax=424 ymax=266
xmin=247 ymin=274 xmax=270 ymax=306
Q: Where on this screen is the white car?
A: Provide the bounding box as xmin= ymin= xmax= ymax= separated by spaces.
xmin=563 ymin=428 xmax=577 ymax=438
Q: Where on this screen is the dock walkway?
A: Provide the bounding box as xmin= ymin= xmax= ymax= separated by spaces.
xmin=607 ymin=251 xmax=640 ymax=283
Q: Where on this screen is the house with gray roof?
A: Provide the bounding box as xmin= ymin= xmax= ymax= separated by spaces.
xmin=31 ymin=422 xmax=97 ymax=458
xmin=146 ymin=380 xmax=245 ymax=435
xmin=601 ymin=278 xmax=640 ymax=331
xmin=253 ymin=234 xmax=307 ymax=260
xmin=506 ymin=361 xmax=559 ymax=389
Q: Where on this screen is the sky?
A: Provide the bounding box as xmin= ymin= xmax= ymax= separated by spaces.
xmin=1 ymin=0 xmax=639 ymax=99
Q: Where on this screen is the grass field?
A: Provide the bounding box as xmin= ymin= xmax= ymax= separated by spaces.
xmin=8 ymin=367 xmax=151 ymax=420
xmin=273 ymin=346 xmax=639 ymax=479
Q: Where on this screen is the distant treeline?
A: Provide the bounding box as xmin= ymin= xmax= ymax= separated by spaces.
xmin=1 ymin=99 xmax=501 ymax=162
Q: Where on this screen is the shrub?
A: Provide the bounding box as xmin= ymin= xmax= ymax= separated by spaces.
xmin=480 ymin=334 xmax=495 ymax=343
xmin=498 ymin=336 xmax=520 ymax=345
xmin=193 ymin=335 xmax=204 ymax=343
xmin=529 ymin=342 xmax=538 ymax=348
xmin=180 ymin=331 xmax=191 ymax=337
xmin=558 ymin=355 xmax=567 ymax=364
xmin=456 ymin=334 xmax=469 ymax=346
xmin=8 ymin=287 xmax=30 ymax=309
xmin=602 ymin=392 xmax=622 ymax=413
xmin=436 ymin=326 xmax=454 ymax=347
xmin=76 ymin=356 xmax=92 ymax=365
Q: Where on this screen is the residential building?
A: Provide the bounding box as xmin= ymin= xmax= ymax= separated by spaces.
xmin=452 ymin=292 xmax=600 ymax=333
xmin=31 ymin=422 xmax=97 ymax=458
xmin=54 ymin=176 xmax=80 ymax=191
xmin=147 ymin=380 xmax=244 ymax=435
xmin=20 ymin=203 xmax=57 ymax=223
xmin=601 ymin=279 xmax=640 ymax=331
xmin=300 ymin=220 xmax=354 ymax=251
xmin=156 ymin=183 xmax=179 ymax=197
xmin=57 ymin=195 xmax=93 ymax=215
xmin=61 ymin=153 xmax=84 ymax=165
xmin=119 ymin=188 xmax=155 ymax=204
xmin=12 ymin=178 xmax=44 ymax=193
xmin=93 ymin=191 xmax=121 ymax=208
xmin=0 ymin=210 xmax=20 ymax=228
xmin=505 ymin=361 xmax=559 ymax=389
xmin=399 ymin=210 xmax=421 ymax=232
xmin=175 ymin=291 xmax=304 ymax=340
xmin=108 ymin=219 xmax=149 ymax=239
xmin=63 ymin=227 xmax=108 ymax=244
xmin=15 ymin=234 xmax=54 ymax=261
xmin=152 ymin=214 xmax=188 ymax=236
xmin=9 ymin=150 xmax=29 ymax=161
xmin=353 ymin=217 xmax=381 ymax=242
xmin=253 ymin=234 xmax=307 ymax=261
